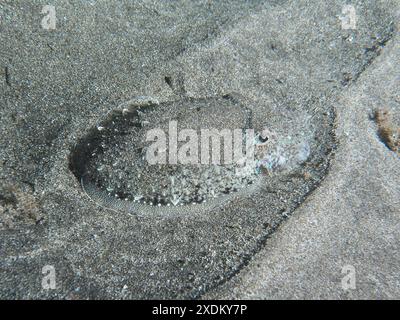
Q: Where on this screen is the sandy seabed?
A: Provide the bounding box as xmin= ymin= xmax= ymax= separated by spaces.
xmin=0 ymin=0 xmax=399 ymax=299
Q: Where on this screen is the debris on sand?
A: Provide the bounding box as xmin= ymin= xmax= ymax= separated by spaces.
xmin=374 ymin=108 xmax=400 ymax=154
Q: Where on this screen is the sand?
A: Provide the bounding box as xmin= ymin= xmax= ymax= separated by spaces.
xmin=0 ymin=0 xmax=399 ymax=299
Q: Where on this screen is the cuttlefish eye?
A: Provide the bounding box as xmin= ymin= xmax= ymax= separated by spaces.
xmin=258 ymin=128 xmax=275 ymax=144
